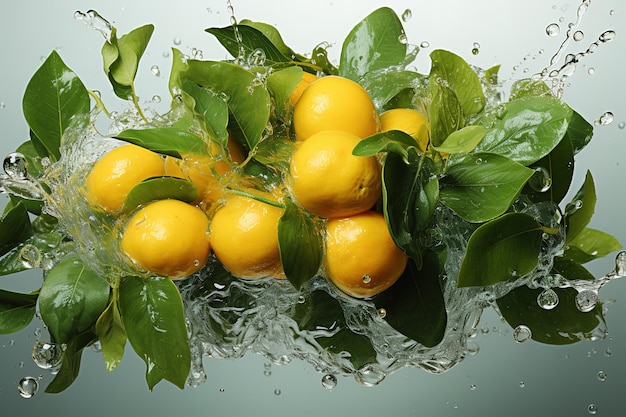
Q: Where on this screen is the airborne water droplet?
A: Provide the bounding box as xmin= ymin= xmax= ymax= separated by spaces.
xmin=599 ymin=30 xmax=616 ymax=43
xmin=513 ymin=325 xmax=532 ymax=343
xmin=546 ymin=23 xmax=560 ymax=36
xmin=420 ymin=41 xmax=430 ymax=48
xmin=355 ymin=364 xmax=386 ymax=387
xmin=597 ymin=370 xmax=607 ymax=381
xmin=20 ymin=244 xmax=42 ymax=269
xmin=3 ymin=152 xmax=28 ymax=180
xmin=151 ymin=65 xmax=161 ymax=77
xmin=398 ymin=33 xmax=408 ymax=45
xmin=528 ymin=166 xmax=552 ymax=192
xmin=377 ymin=308 xmax=387 ymax=318
xmin=401 ymin=9 xmax=412 ymax=22
xmin=274 ymin=388 xmax=281 ymax=395
xmin=614 ymin=251 xmax=626 ymax=276
xmin=321 ymin=374 xmax=337 ymax=390
xmin=618 ymin=121 xmax=626 ymax=130
xmin=17 ymin=376 xmax=39 ymax=398
xmin=588 ymin=403 xmax=598 ymax=415
xmin=573 ymin=30 xmax=585 ymax=41
xmin=32 ymin=340 xmax=62 ymax=370
xmin=537 ymin=288 xmax=559 ymax=310
xmin=173 ymin=37 xmax=182 ymax=45
xmin=575 ymin=289 xmax=598 ymax=312
xmin=596 ymin=111 xmax=614 ymax=126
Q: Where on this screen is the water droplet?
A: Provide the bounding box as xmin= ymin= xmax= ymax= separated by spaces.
xmin=573 ymin=30 xmax=585 ymax=41
xmin=596 ymin=111 xmax=614 ymax=126
xmin=20 ymin=244 xmax=42 ymax=269
xmin=401 ymin=9 xmax=412 ymax=22
xmin=4 ymin=152 xmax=28 ymax=180
xmin=576 ymin=289 xmax=598 ymax=312
xmin=0 ymin=102 xmax=5 ymax=109
xmin=471 ymin=42 xmax=480 ymax=55
xmin=614 ymin=251 xmax=626 ymax=276
xmin=420 ymin=41 xmax=430 ymax=48
xmin=513 ymin=325 xmax=532 ymax=343
xmin=599 ymin=30 xmax=616 ymax=43
xmin=398 ymin=33 xmax=408 ymax=45
xmin=588 ymin=67 xmax=596 ymax=75
xmin=150 ymin=65 xmax=161 ymax=77
xmin=609 ymin=10 xmax=615 ymax=16
xmin=467 ymin=341 xmax=480 ymax=355
xmin=605 ymin=348 xmax=613 ymax=357
xmin=151 ymin=95 xmax=161 ymax=103
xmin=163 ymin=51 xmax=171 ymax=58
xmin=219 ymin=388 xmax=225 ymax=393
xmin=597 ymin=370 xmax=607 ymax=381
xmin=362 ymin=274 xmax=371 ymax=284
xmin=32 ymin=340 xmax=62 ymax=370
xmin=537 ymin=288 xmax=559 ymax=310
xmin=470 ymin=384 xmax=477 ymax=391
xmin=377 ymin=308 xmax=387 ymax=318
xmin=519 ymin=381 xmax=526 ymax=388
xmin=588 ymin=403 xmax=598 ymax=415
xmin=355 ymin=363 xmax=386 ymax=387
xmin=264 ymin=370 xmax=271 ymax=377
xmin=75 ymin=10 xmax=112 ymax=41
xmin=321 ymin=374 xmax=337 ymax=390
xmin=274 ymin=388 xmax=281 ymax=395
xmin=618 ymin=121 xmax=625 ymax=129
xmin=173 ymin=37 xmax=182 ymax=46
xmin=17 ymin=376 xmax=39 ymax=398
xmin=297 ymin=295 xmax=306 ymax=304
xmin=546 ymin=23 xmax=560 ymax=36
xmin=528 ymin=166 xmax=552 ymax=192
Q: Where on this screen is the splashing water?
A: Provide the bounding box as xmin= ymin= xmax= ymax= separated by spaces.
xmin=74 ymin=10 xmax=113 ymax=41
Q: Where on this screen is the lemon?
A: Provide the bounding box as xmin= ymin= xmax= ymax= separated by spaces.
xmin=380 ymin=108 xmax=430 ymax=152
xmin=289 ymin=71 xmax=318 ymax=106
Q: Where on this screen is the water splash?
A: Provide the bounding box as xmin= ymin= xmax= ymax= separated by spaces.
xmin=74 ymin=10 xmax=112 ymax=41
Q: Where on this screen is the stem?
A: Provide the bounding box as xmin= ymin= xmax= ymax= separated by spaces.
xmin=131 ymin=86 xmax=149 ymax=123
xmin=226 ymin=187 xmax=285 ymax=209
xmin=88 ymin=90 xmax=113 ymax=118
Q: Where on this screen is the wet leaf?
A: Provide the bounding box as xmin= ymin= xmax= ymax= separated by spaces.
xmin=45 ymin=330 xmax=96 ymax=393
xmin=266 ymin=66 xmax=303 ymax=118
xmin=0 ymin=290 xmax=38 ymax=334
xmin=123 ymin=176 xmax=200 ymax=214
xmin=563 ymin=228 xmax=622 ymax=264
xmin=429 ymin=83 xmax=464 ymax=147
xmin=206 ymin=23 xmax=291 ymax=65
xmin=353 ymin=130 xmax=419 ymax=163
xmin=119 ymin=276 xmax=191 ymax=390
xmin=0 ymin=201 xmax=32 ymax=258
xmin=566 ymin=110 xmax=593 ymax=155
xmin=440 ymin=153 xmax=534 ymax=223
xmin=361 ymin=70 xmax=426 ymax=110
xmin=95 ymin=299 xmax=127 ymax=372
xmin=22 ymin=50 xmax=90 ymax=161
xmin=564 ymin=171 xmax=596 ymax=243
xmin=432 ymin=125 xmax=486 ymax=154
xmin=458 ymin=213 xmax=543 ymax=287
xmin=116 ymin=127 xmax=210 ymax=158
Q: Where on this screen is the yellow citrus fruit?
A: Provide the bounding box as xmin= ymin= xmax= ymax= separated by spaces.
xmin=85 ymin=144 xmax=166 ymax=213
xmin=289 ymin=71 xmax=318 ymax=106
xmin=209 ymin=194 xmax=285 ymax=279
xmin=121 ymin=199 xmax=211 ymax=279
xmin=380 ymin=108 xmax=430 ymax=152
xmin=293 ymin=75 xmax=379 ymax=141
xmin=325 ymin=211 xmax=408 ymax=298
xmin=289 ymin=130 xmax=381 ymax=218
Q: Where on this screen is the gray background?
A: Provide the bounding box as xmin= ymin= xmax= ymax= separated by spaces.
xmin=1 ymin=0 xmax=625 ymax=415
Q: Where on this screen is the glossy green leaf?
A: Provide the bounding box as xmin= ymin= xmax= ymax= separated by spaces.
xmin=266 ymin=66 xmax=303 ymax=118
xmin=564 ymin=171 xmax=596 ymax=243
xmin=373 ymin=253 xmax=446 ymax=347
xmin=238 ymin=19 xmax=301 ymax=58
xmin=22 ymin=50 xmax=90 ymax=161
xmin=184 ymin=60 xmax=271 ymax=150
xmin=361 ymin=70 xmax=426 ymax=109
xmin=45 ymin=330 xmax=96 ymax=393
xmin=353 ymin=130 xmax=419 ymax=163
xmin=119 ymin=276 xmax=191 ymax=390
xmin=552 ymin=256 xmax=596 ymax=281
xmin=122 ymin=177 xmax=200 ymax=214
xmin=522 ymin=133 xmax=574 ymax=204
xmin=509 ymin=78 xmax=550 ymax=100
xmin=339 ymin=7 xmax=407 ymax=82
xmin=563 ymin=228 xmax=622 ymax=264
xmin=476 ymin=95 xmax=572 ymax=166
xmin=95 ymin=299 xmax=127 ymax=372
xmin=290 ymin=289 xmax=377 ymax=369
xmin=206 ymin=23 xmax=291 ymax=65
xmin=382 ymin=151 xmax=439 ymax=265
xmin=440 ymin=153 xmax=534 ymax=223
xmin=429 ymin=83 xmax=464 ymax=147
xmin=278 ymin=198 xmax=323 ymax=290
xmin=0 ymin=290 xmax=38 ymax=334
xmin=458 ymin=213 xmax=543 ymax=287
xmin=566 ymin=111 xmax=594 ymax=155
xmin=484 ymin=64 xmax=501 ymax=85
xmin=116 ymin=127 xmax=210 ymax=158
xmin=497 ymin=283 xmax=604 ymax=345
xmin=102 ymin=24 xmax=154 ymax=99
xmin=253 ymin=137 xmax=296 ymax=173
xmin=429 ymin=49 xmax=485 ymax=116
xmin=0 ymin=201 xmax=32 ymax=258
xmin=39 ymin=256 xmax=110 ymax=344
xmin=432 ymin=125 xmax=486 ymax=154
xmin=181 ymin=79 xmax=230 ymax=148
xmin=0 ymin=230 xmax=65 ymax=276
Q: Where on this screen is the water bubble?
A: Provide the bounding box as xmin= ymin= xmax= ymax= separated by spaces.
xmin=151 ymin=95 xmax=162 ymax=103
xmin=377 ymin=308 xmax=387 ymax=318
xmin=401 ymin=9 xmax=412 ymax=22
xmin=587 ymin=67 xmax=596 ymax=75
xmin=398 ymin=33 xmax=408 ymax=45
xmin=470 ymin=384 xmax=477 ymax=391
xmin=471 ymin=42 xmax=480 ymax=55
xmin=546 ymin=23 xmax=560 ymax=36
xmin=576 ymin=289 xmax=598 ymax=313
xmin=597 ymin=370 xmax=607 ymax=381
xmin=513 ymin=325 xmax=532 ymax=343
xmin=274 ymin=388 xmax=281 ymax=395
xmin=321 ymin=374 xmax=337 ymax=390
xmin=537 ymin=288 xmax=559 ymax=310
xmin=618 ymin=121 xmax=626 ymax=130
xmin=362 ymin=274 xmax=371 ymax=284
xmin=355 ymin=363 xmax=386 ymax=387
xmin=528 ymin=167 xmax=552 ymax=192
xmin=17 ymin=376 xmax=39 ymax=398
xmin=150 ymin=65 xmax=161 ymax=77
xmin=4 ymin=152 xmax=28 ymax=180
xmin=599 ymin=30 xmax=616 ymax=43
xmin=466 ymin=341 xmax=480 ymax=355
xmin=173 ymin=37 xmax=182 ymax=45
xmin=588 ymin=404 xmax=598 ymax=415
xmin=163 ymin=51 xmax=171 ymax=58
xmin=32 ymin=340 xmax=62 ymax=370
xmin=519 ymin=381 xmax=526 ymax=388
xmin=20 ymin=244 xmax=42 ymax=269
xmin=573 ymin=31 xmax=585 ymax=41
xmin=420 ymin=41 xmax=430 ymax=48
xmin=609 ymin=10 xmax=615 ymax=16
xmin=264 ymin=369 xmax=272 ymax=377
xmin=596 ymin=111 xmax=614 ymax=126
xmin=297 ymin=295 xmax=306 ymax=304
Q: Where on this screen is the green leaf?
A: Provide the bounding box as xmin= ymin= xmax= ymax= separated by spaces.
xmin=253 ymin=137 xmax=296 ymax=173
xmin=119 ymin=276 xmax=191 ymax=390
xmin=123 ymin=177 xmax=200 ymax=214
xmin=290 ymin=289 xmax=377 ymax=369
xmin=45 ymin=330 xmax=96 ymax=393
xmin=95 ymin=299 xmax=127 ymax=372
xmin=206 ymin=24 xmax=291 ymax=65
xmin=382 ymin=151 xmax=439 ymax=264
xmin=278 ymin=198 xmax=323 ymax=290
xmin=0 ymin=201 xmax=33 ymax=257
xmin=266 ymin=66 xmax=303 ymax=118
xmin=432 ymin=125 xmax=486 ymax=154
xmin=353 ymin=130 xmax=419 ymax=163
xmin=509 ymin=78 xmax=550 ymax=100
xmin=339 ymin=7 xmax=407 ymax=82
xmin=39 ymin=256 xmax=110 ymax=344
xmin=181 ymin=79 xmax=230 ymax=148
xmin=22 ymin=50 xmax=90 ymax=161
xmin=238 ymin=19 xmax=301 ymax=58
xmin=184 ymin=60 xmax=271 ymax=150
xmin=361 ymin=70 xmax=426 ymax=110
xmin=429 ymin=83 xmax=464 ymax=147
xmin=429 ymin=49 xmax=486 ymax=116
xmin=522 ymin=133 xmax=574 ymax=204
xmin=566 ymin=110 xmax=594 ymax=154
xmin=115 ymin=127 xmax=210 ymax=158
xmin=458 ymin=212 xmax=543 ymax=287
xmin=0 ymin=230 xmax=65 ymax=276
xmin=476 ymin=96 xmax=573 ymax=166
xmin=373 ymin=253 xmax=446 ymax=347
xmin=102 ymin=24 xmax=154 ymax=99
xmin=497 ymin=283 xmax=604 ymax=345
xmin=564 ymin=171 xmax=596 ymax=243
xmin=563 ymin=228 xmax=622 ymax=264
xmin=0 ymin=290 xmax=38 ymax=334
xmin=552 ymin=256 xmax=596 ymax=281
xmin=440 ymin=153 xmax=534 ymax=223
